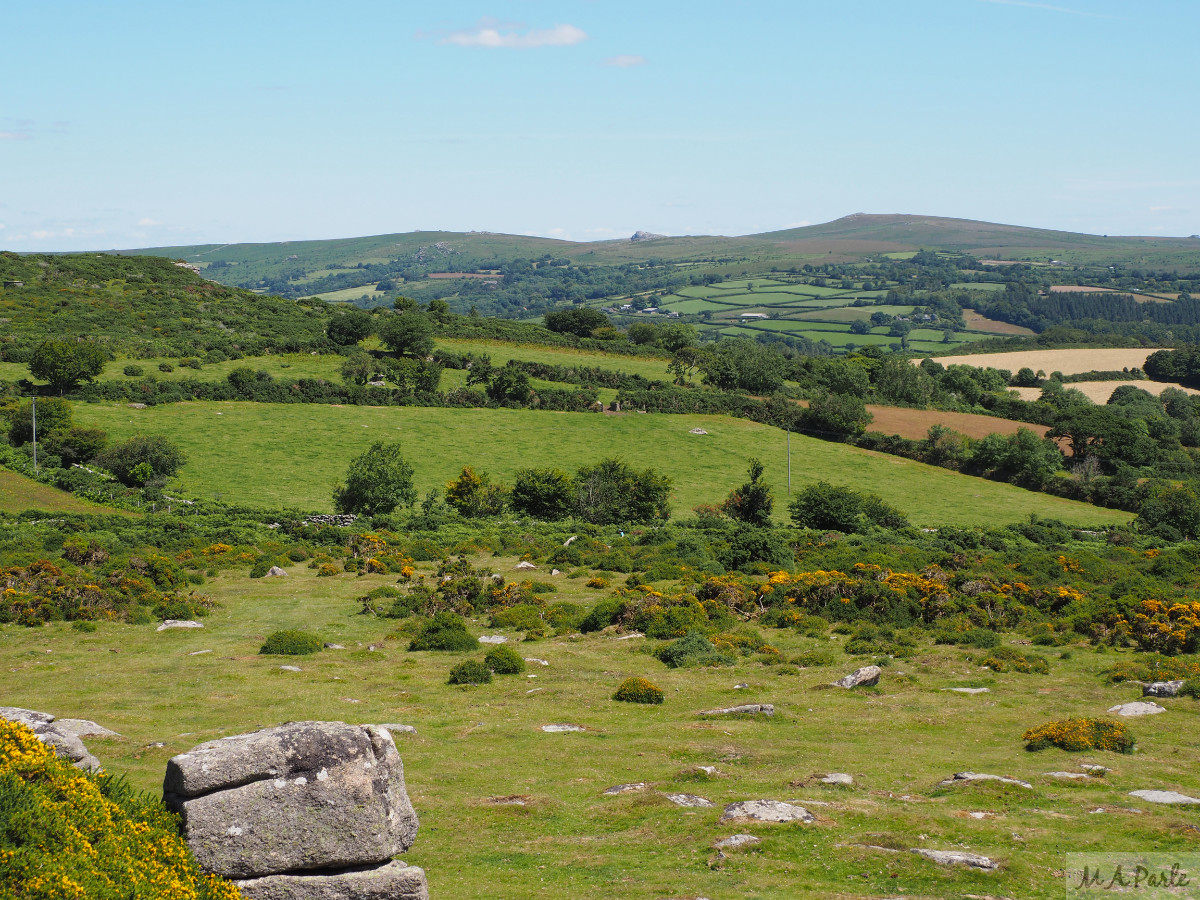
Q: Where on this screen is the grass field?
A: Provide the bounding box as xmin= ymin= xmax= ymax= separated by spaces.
xmin=0 ymin=468 xmax=120 ymax=515
xmin=434 ymin=339 xmax=674 ymax=381
xmin=1010 ymin=381 xmax=1200 ymax=404
xmin=925 ymin=349 xmax=1165 ymax=376
xmin=72 ymin=401 xmax=1130 ymax=526
xmin=2 ymin=557 xmax=1197 ymax=900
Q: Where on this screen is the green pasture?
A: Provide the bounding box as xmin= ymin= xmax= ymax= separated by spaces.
xmin=434 ymin=339 xmax=674 ymax=381
xmin=795 ymin=305 xmax=916 ymax=323
xmin=0 ymin=558 xmax=1195 ymax=900
xmin=74 ymin=401 xmax=1129 ymax=527
xmin=951 ymin=282 xmax=1007 ymax=292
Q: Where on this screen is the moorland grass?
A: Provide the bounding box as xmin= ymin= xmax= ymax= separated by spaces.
xmin=72 ymin=400 xmax=1132 ymax=526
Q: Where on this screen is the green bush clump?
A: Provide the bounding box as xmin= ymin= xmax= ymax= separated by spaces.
xmin=934 ymin=626 xmax=1000 ymax=649
xmin=489 ymin=603 xmax=547 ymax=636
xmin=656 ymin=630 xmax=734 ymax=668
xmin=484 ymin=645 xmax=526 ymax=674
xmin=980 ymin=646 xmax=1050 ymax=674
xmin=580 ymin=597 xmax=626 ymax=633
xmin=792 ymin=648 xmax=837 ymax=667
xmin=613 ymin=677 xmax=664 ymax=704
xmin=408 ymin=611 xmax=477 ymax=652
xmin=259 ymin=630 xmax=323 ymax=656
xmin=122 ymin=364 xmax=144 ymax=377
xmin=448 ymin=659 xmax=492 ymax=685
xmin=543 ymin=602 xmax=584 ymax=632
xmin=843 ymin=623 xmax=919 ymax=658
xmin=1179 ymin=679 xmax=1200 ymax=699
xmin=1023 ymin=717 xmax=1134 ymax=753
xmin=1103 ymin=655 xmax=1200 ymax=684
xmin=526 ymin=580 xmax=557 ymax=594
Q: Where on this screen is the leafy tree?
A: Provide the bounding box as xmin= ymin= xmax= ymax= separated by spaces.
xmin=626 ymin=322 xmax=659 ymax=345
xmin=545 ymin=308 xmax=609 ymax=337
xmin=332 ymin=441 xmax=416 ymax=514
xmin=788 ymin=481 xmax=864 ymax=532
xmin=40 ymin=426 xmax=107 ymax=466
xmin=426 ymin=299 xmax=451 ymax=324
xmin=29 ymin=340 xmax=107 ymax=393
xmin=1048 ymin=407 xmax=1156 ymax=467
xmin=573 ymin=458 xmax=671 ymax=525
xmin=722 ymin=458 xmax=774 ymax=526
xmin=656 ymin=323 xmax=696 ymax=352
xmin=971 ymin=428 xmax=1064 ymax=488
xmin=849 ymin=320 xmax=871 ymax=335
xmin=340 ymin=350 xmax=376 ymax=385
xmin=486 ymin=364 xmax=531 ymax=404
xmin=1138 ymin=484 xmax=1200 ymax=540
xmin=383 ymin=357 xmax=442 ymax=394
xmin=326 ymin=309 xmax=373 ymax=346
xmin=95 ymin=434 xmax=186 ymax=487
xmin=444 ymin=466 xmax=508 ymax=517
xmin=1012 ymin=366 xmax=1040 ymax=387
xmin=7 ymin=397 xmax=73 ymax=446
xmin=511 ymin=468 xmax=574 ymax=520
xmin=803 ymin=391 xmax=872 ymax=438
xmin=379 ymin=313 xmax=434 ymax=358
xmin=699 ymin=339 xmax=788 ymax=394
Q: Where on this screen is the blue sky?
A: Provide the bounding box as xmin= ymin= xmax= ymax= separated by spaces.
xmin=2 ymin=0 xmax=1197 ymax=250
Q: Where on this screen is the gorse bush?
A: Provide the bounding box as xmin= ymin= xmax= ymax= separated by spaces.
xmin=448 ymin=659 xmax=492 ymax=685
xmin=613 ymin=677 xmax=665 ymax=704
xmin=792 ymin=648 xmax=837 ymax=667
xmin=259 ymin=630 xmax=323 ymax=656
xmin=980 ymin=646 xmax=1050 ymax=674
xmin=484 ymin=645 xmax=526 ymax=674
xmin=1023 ymin=717 xmax=1134 ymax=753
xmin=656 ymin=630 xmax=734 ymax=668
xmin=408 ymin=611 xmax=477 ymax=652
xmin=0 ymin=719 xmax=242 ymax=900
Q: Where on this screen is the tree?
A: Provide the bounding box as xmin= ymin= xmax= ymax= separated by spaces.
xmin=95 ymin=434 xmax=186 ymax=487
xmin=573 ymin=458 xmax=671 ymax=525
xmin=803 ymin=391 xmax=872 ymax=438
xmin=849 ymin=320 xmax=871 ymax=335
xmin=332 ymin=441 xmax=416 ymax=514
xmin=41 ymin=426 xmax=107 ymax=466
xmin=788 ymin=482 xmax=864 ymax=532
xmin=486 ymin=364 xmax=531 ymax=404
xmin=699 ymin=339 xmax=787 ymax=394
xmin=29 ymin=340 xmax=107 ymax=394
xmin=7 ymin=397 xmax=73 ymax=446
xmin=340 ymin=350 xmax=376 ymax=385
xmin=970 ymin=428 xmax=1063 ymax=489
xmin=627 ymin=322 xmax=659 ymax=345
xmin=378 ymin=313 xmax=434 ymax=358
xmin=444 ymin=466 xmax=508 ymax=517
xmin=511 ymin=468 xmax=574 ymax=520
xmin=326 ymin=309 xmax=373 ymax=346
xmin=722 ymin=458 xmax=774 ymax=526
xmin=544 ymin=308 xmax=609 ymax=337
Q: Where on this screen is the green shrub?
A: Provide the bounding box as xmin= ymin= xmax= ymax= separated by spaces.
xmin=544 ymin=602 xmax=584 ymax=632
xmin=1179 ymin=679 xmax=1200 ymax=699
xmin=980 ymin=646 xmax=1050 ymax=674
xmin=489 ymin=603 xmax=546 ymax=635
xmin=259 ymin=630 xmax=323 ymax=656
xmin=158 ymin=362 xmax=174 ymax=372
xmin=613 ymin=677 xmax=664 ymax=704
xmin=656 ymin=630 xmax=734 ymax=668
xmin=448 ymin=659 xmax=492 ymax=685
xmin=843 ymin=623 xmax=918 ymax=658
xmin=317 ymin=563 xmax=338 ymax=577
xmin=580 ymin=597 xmax=626 ymax=633
xmin=484 ymin=645 xmax=526 ymax=674
xmin=934 ymin=626 xmax=1000 ymax=649
xmin=72 ymin=620 xmax=98 ymax=633
xmin=792 ymin=648 xmax=837 ymax=667
xmin=122 ymin=364 xmax=144 ymax=377
xmin=527 ymin=580 xmax=557 ymax=594
xmin=409 ymin=611 xmax=477 ymax=652
xmin=1023 ymin=717 xmax=1133 ymax=753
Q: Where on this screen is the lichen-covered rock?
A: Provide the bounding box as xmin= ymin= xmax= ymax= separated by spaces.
xmin=0 ymin=707 xmax=100 ymax=771
xmin=1142 ymin=681 xmax=1184 ymax=698
xmin=833 ymin=666 xmax=880 ymax=689
xmin=164 ymin=722 xmax=418 ymax=879
xmin=1107 ymin=701 xmax=1166 ymax=717
xmin=719 ymin=800 xmax=814 ymax=824
xmin=698 ymin=704 xmax=774 ymax=717
xmin=911 ymin=848 xmax=997 ymax=870
xmin=236 ymin=861 xmax=429 ymax=899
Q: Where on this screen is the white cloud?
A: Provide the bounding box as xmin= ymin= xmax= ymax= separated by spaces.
xmin=603 ymin=55 xmax=647 ymax=68
xmin=0 ymin=131 xmax=30 ymax=141
xmin=138 ymin=217 xmax=162 ymax=226
xmin=435 ymin=20 xmax=587 ymax=49
xmin=1148 ymin=206 xmax=1174 ymax=213
xmin=31 ymin=230 xmax=52 ymax=239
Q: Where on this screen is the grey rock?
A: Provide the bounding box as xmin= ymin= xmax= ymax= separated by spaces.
xmin=940 ymin=772 xmax=1032 ymax=789
xmin=55 ymin=718 xmax=120 ymax=738
xmin=1046 ymin=772 xmax=1090 ymax=780
xmin=514 ymin=561 xmax=538 ymax=570
xmin=164 ymin=722 xmax=418 ymax=879
xmin=911 ymin=849 xmax=997 ymax=870
xmin=266 ymin=566 xmax=287 ymax=578
xmin=630 ymin=230 xmax=666 ymax=242
xmin=550 ymin=569 xmax=563 ymax=576
xmin=833 ymin=665 xmax=881 ymax=689
xmin=478 ymin=635 xmax=507 ymax=644
xmin=663 ymin=793 xmax=714 ymax=808
xmin=378 ymin=724 xmax=417 ymax=736
xmin=562 ymin=536 xmax=577 ymax=547
xmin=524 ymin=658 xmax=549 ymax=666
xmin=614 ymin=632 xmax=644 ymax=641
xmin=1107 ymin=701 xmax=1166 ymax=717
xmin=236 ymin=861 xmax=429 ymax=900
xmin=158 ymin=619 xmax=204 ymax=631
xmin=714 ymin=834 xmax=760 ymax=850
xmin=602 ymin=783 xmax=646 ymax=795
xmin=821 ymin=773 xmax=853 ymax=785
xmin=698 ymin=704 xmax=774 ymax=717
xmin=943 ymin=687 xmax=990 ymax=694
xmin=1129 ymin=789 xmax=1200 ymax=805
xmin=733 ymin=683 xmax=750 ymax=689
xmin=323 ymin=644 xmax=345 ymax=650
xmin=1080 ymin=764 xmax=1110 ymax=773
xmin=541 ymin=724 xmax=584 ymax=733
xmin=0 ymin=707 xmax=100 ymax=771
xmin=720 ymin=800 xmax=814 ymax=824
xmin=190 ymin=649 xmax=214 ymax=656
xmin=1143 ymin=680 xmax=1185 ymax=698
xmin=280 ymin=665 xmax=302 ymax=672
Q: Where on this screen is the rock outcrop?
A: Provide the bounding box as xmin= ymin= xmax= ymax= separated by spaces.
xmin=833 ymin=666 xmax=881 ymax=688
xmin=165 ymin=722 xmax=426 ymax=899
xmin=1143 ymin=680 xmax=1185 ymax=698
xmin=0 ymin=707 xmax=101 ymax=771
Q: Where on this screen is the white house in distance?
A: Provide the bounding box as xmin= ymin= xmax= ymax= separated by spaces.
xmin=739 ymin=312 xmax=769 ymax=320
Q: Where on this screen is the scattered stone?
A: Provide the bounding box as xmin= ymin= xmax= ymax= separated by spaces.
xmin=602 ymin=783 xmax=646 ymax=795
xmin=265 ymin=566 xmax=287 ymax=578
xmin=910 ymin=849 xmax=998 ymax=870
xmin=833 ymin=666 xmax=880 ymax=689
xmin=943 ymin=687 xmax=990 ymax=694
xmin=689 ymin=428 xmax=708 ymax=435
xmin=0 ymin=707 xmax=101 ymax=771
xmin=1107 ymin=701 xmax=1166 ymax=717
xmin=235 ymin=860 xmax=429 ymax=900
xmin=663 ymin=793 xmax=714 ymax=808
xmin=524 ymin=658 xmax=549 ymax=666
xmin=821 ymin=773 xmax=853 ymax=785
xmin=562 ymin=536 xmax=577 ymax=547
xmin=279 ymin=665 xmax=302 ymax=672
xmin=714 ymin=834 xmax=760 ymax=849
xmin=550 ymin=569 xmax=563 ymax=576
xmin=615 ymin=632 xmax=644 ymax=641
xmin=378 ymin=724 xmax=417 ymax=736
xmin=127 ymin=402 xmax=147 ymax=409
xmin=478 ymin=635 xmax=507 ymax=644
xmin=189 ymin=649 xmax=213 ymax=656
xmin=968 ymin=811 xmax=991 ymax=820
xmin=514 ymin=561 xmax=538 ymax=570
xmin=1143 ymin=680 xmax=1185 ymax=698
xmin=1080 ymin=764 xmax=1110 ymax=773
xmin=157 ymin=619 xmax=204 ymax=631
xmin=165 ymin=722 xmax=419 ymax=880
xmin=341 ymin=698 xmax=360 ymax=704
xmin=324 ymin=643 xmax=345 ymax=650
xmin=698 ymin=704 xmax=774 ymax=717
xmin=940 ymin=772 xmax=1033 ymax=790
xmin=147 ymin=741 xmax=166 ymax=749
xmin=1129 ymin=789 xmax=1200 ymax=805
xmin=720 ymin=800 xmax=814 ymax=824
xmin=541 ymin=724 xmax=584 ymax=733
xmin=1046 ymin=772 xmax=1090 ymax=780
xmin=733 ymin=683 xmax=749 ymax=689
xmin=55 ymin=718 xmax=120 ymax=738
xmin=696 ymin=766 xmax=718 ymax=776
xmin=526 ymin=688 xmax=542 ymax=694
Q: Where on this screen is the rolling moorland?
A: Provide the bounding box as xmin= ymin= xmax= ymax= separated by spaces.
xmin=4 ymin=217 xmax=1200 ymax=899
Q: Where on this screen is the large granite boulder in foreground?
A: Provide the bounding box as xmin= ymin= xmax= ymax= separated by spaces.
xmin=0 ymin=707 xmax=101 ymax=771
xmin=165 ymin=722 xmax=426 ymax=898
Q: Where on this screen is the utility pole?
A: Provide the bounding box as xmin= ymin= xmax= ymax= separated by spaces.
xmin=31 ymin=397 xmax=38 ymax=475
xmin=786 ymin=426 xmax=791 ymax=496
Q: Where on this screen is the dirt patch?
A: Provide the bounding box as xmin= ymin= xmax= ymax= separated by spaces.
xmin=1010 ymin=381 xmax=1200 ymax=404
xmin=961 ymin=309 xmax=1035 ymax=336
xmin=921 ymin=348 xmax=1166 ymax=377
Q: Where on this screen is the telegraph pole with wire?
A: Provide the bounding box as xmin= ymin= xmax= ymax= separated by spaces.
xmin=31 ymin=397 xmax=38 ymax=475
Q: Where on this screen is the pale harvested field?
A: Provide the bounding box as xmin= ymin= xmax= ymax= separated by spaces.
xmin=923 ymin=348 xmax=1165 ymax=376
xmin=961 ymin=308 xmax=1035 ymax=335
xmin=1011 ymin=380 xmax=1200 ymax=404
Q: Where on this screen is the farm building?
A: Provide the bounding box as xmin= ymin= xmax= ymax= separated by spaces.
xmin=739 ymin=312 xmax=769 ymax=320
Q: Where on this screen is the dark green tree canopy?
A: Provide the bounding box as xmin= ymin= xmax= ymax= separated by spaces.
xmin=573 ymin=457 xmax=671 ymax=525
xmin=378 ymin=312 xmax=434 ymax=358
xmin=510 ymin=467 xmax=574 ymax=520
xmin=95 ymin=434 xmax=186 ymax=487
xmin=544 ymin=308 xmax=609 ymax=338
xmin=326 ymin=308 xmax=373 ymax=346
xmin=333 ymin=441 xmax=417 ymax=514
xmin=722 ymin=458 xmax=774 ymax=527
xmin=8 ymin=397 xmax=73 ymax=446
xmin=29 ymin=339 xmax=108 ymax=393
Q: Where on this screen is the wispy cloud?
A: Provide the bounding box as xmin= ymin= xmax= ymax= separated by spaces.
xmin=603 ymin=55 xmax=647 ymax=68
xmin=0 ymin=131 xmax=30 ymax=141
xmin=428 ymin=19 xmax=588 ymax=49
xmin=978 ymin=0 xmax=1110 ymax=17
xmin=138 ymin=217 xmax=162 ymax=227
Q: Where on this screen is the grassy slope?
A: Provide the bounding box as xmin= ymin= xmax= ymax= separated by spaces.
xmin=73 ymin=401 xmax=1130 ymax=526
xmin=1 ymin=561 xmax=1195 ymax=900
xmin=0 ymin=468 xmax=118 ymax=515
